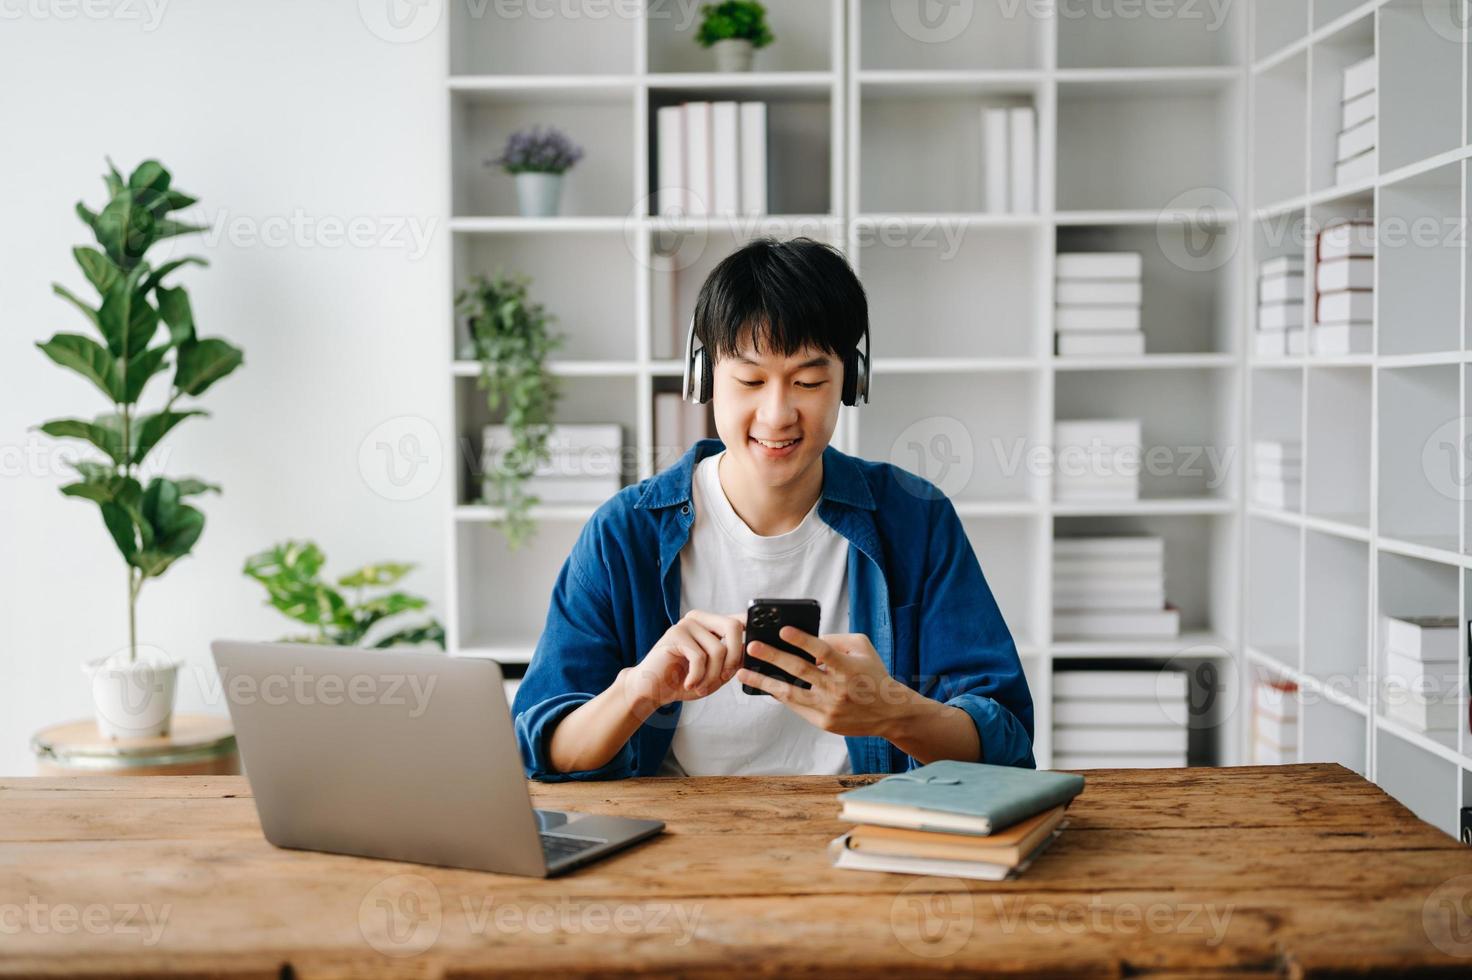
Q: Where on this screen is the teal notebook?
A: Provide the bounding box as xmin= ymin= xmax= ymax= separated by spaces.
xmin=837 ymin=761 xmax=1085 ymax=835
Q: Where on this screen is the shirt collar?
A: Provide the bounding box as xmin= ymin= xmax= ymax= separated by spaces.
xmin=634 ymin=437 xmax=877 ymax=512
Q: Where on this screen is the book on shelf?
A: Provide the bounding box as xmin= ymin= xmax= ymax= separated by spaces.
xmin=1316 ymin=290 xmax=1372 ymax=326
xmin=1383 ymin=615 xmax=1460 ymax=662
xmin=1055 ymin=418 xmax=1143 ymax=448
xmin=1053 ymin=556 xmax=1163 ymax=579
xmin=1253 ymin=457 xmax=1301 ymax=482
xmin=1009 ymin=105 xmax=1036 ymax=213
xmin=1384 ymin=649 xmax=1460 ymax=690
xmin=1054 ymin=726 xmax=1188 ymax=756
xmin=1251 ymin=479 xmax=1299 ymax=510
xmin=658 ymin=99 xmax=769 ymax=218
xmin=1254 ymin=328 xmax=1286 ymax=357
xmin=1055 ymin=306 xmax=1142 ymax=332
xmin=1056 ymin=331 xmax=1144 ymax=357
xmin=1056 ymin=252 xmax=1142 ymax=280
xmin=1342 ymin=55 xmax=1377 ymax=102
xmin=1053 ymin=699 xmax=1171 ymax=727
xmin=512 ymin=474 xmax=622 ymax=505
xmin=1259 ymin=273 xmax=1304 ymax=304
xmin=1336 ymin=117 xmax=1376 ymax=163
xmin=655 ymin=105 xmax=687 ymax=216
xmin=482 ymin=424 xmax=623 ymax=478
xmin=1253 ymin=710 xmax=1297 ymax=750
xmin=982 ymin=106 xmax=1009 ymax=214
xmin=1055 ymin=753 xmax=1184 ymax=770
xmin=1052 ymin=607 xmax=1180 ymax=639
xmin=1311 ymin=323 xmax=1371 ymax=355
xmin=683 ymin=101 xmax=712 ymax=215
xmin=710 ymin=101 xmax=740 ymax=216
xmin=1260 ymin=255 xmax=1304 ymax=278
xmin=1055 ymin=669 xmax=1187 ymax=701
xmin=1382 ymin=678 xmax=1459 ymax=733
xmin=1254 ymin=677 xmax=1299 ymax=718
xmin=1052 ymin=588 xmax=1167 ymax=611
xmin=1319 ymin=220 xmax=1375 ymax=261
xmin=1316 ymin=256 xmax=1373 ymax=292
xmin=1342 ymin=89 xmax=1375 ymax=129
xmin=1053 ymin=536 xmax=1164 ymax=559
xmin=1334 ymin=147 xmax=1377 ymax=186
xmin=1055 ymin=280 xmax=1143 ymax=305
xmin=739 ymin=101 xmax=767 ymax=217
xmin=1287 ymin=327 xmax=1306 ymax=354
xmin=1253 ymin=440 xmax=1301 ymax=465
xmin=1258 ymin=301 xmax=1303 ymax=331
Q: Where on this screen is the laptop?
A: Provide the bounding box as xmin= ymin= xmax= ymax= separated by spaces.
xmin=210 ymin=640 xmax=664 ymax=876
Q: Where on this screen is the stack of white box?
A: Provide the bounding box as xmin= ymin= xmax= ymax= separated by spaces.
xmin=1054 ymin=253 xmax=1144 ymax=357
xmin=1255 ymin=256 xmax=1304 ymax=357
xmin=1052 ymin=536 xmax=1179 ymax=639
xmin=1251 ymin=440 xmax=1301 ymax=511
xmin=1313 ymin=221 xmax=1374 ymax=355
xmin=1053 ymin=419 xmax=1141 ymax=503
xmin=1335 ymin=55 xmax=1377 ymax=186
xmin=1052 ymin=669 xmax=1189 ymax=770
xmin=1381 ymin=615 xmax=1462 ymax=735
xmin=482 ymin=423 xmax=623 ymax=505
xmin=1251 ymin=678 xmax=1298 ymax=765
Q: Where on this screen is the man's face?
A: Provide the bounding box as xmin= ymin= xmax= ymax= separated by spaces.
xmin=710 ymin=332 xmax=842 ymax=488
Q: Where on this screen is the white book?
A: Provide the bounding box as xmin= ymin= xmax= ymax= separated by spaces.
xmin=1384 ymin=615 xmax=1460 ymax=662
xmin=1316 ymin=289 xmax=1373 ymax=326
xmin=1253 ymin=712 xmax=1298 ymax=750
xmin=1054 ymin=753 xmax=1186 ymax=770
xmin=1055 ymin=280 xmax=1143 ymax=306
xmin=1055 ymin=252 xmax=1143 ymax=280
xmin=1253 ymin=441 xmax=1301 ymax=464
xmin=1053 ymin=536 xmax=1163 ymax=559
xmin=1259 ymin=255 xmax=1304 ymax=278
xmin=1316 ymin=256 xmax=1373 ymax=292
xmin=655 ymin=105 xmax=688 ymax=217
xmin=1055 ymin=306 xmax=1142 ymax=331
xmin=1342 ymin=89 xmax=1375 ymax=129
xmin=484 ymin=423 xmax=622 ymax=453
xmin=1342 ymin=55 xmax=1377 ymax=101
xmin=1052 ymin=574 xmax=1165 ymax=596
xmin=654 ymin=392 xmax=683 ymax=460
xmin=1053 ymin=485 xmax=1140 ymax=503
xmin=519 ymin=474 xmax=622 ymax=504
xmin=1254 ymin=329 xmax=1287 ymax=357
xmin=982 ymin=107 xmax=1010 ymax=215
xmin=1254 ymin=458 xmax=1302 ymax=481
xmin=683 ymin=101 xmax=712 ymax=216
xmin=1054 ymin=726 xmax=1188 ymax=755
xmin=1384 ymin=649 xmax=1461 ymax=690
xmin=1319 ymin=221 xmax=1375 ymax=260
xmin=1251 ymin=741 xmax=1297 ymax=765
xmin=1335 ymin=147 xmax=1377 ymax=187
xmin=1053 ymin=557 xmax=1164 ymax=579
xmin=1009 ymin=105 xmax=1036 ymax=213
xmin=1337 ymin=117 xmax=1376 ymax=162
xmin=1382 ymin=679 xmax=1460 ymax=732
xmin=738 ymin=101 xmax=767 ymax=217
xmin=1056 ymin=330 xmax=1145 ymax=357
xmin=1052 ymin=607 xmax=1180 ymax=639
xmin=1254 ymin=680 xmax=1299 ymax=717
xmin=1052 ymin=590 xmax=1167 ymax=612
xmin=483 ymin=425 xmax=623 ymax=478
xmin=1259 ymin=301 xmax=1303 ymax=330
xmin=1286 ymin=328 xmax=1306 ymax=354
xmin=1311 ymin=323 xmax=1371 ymax=355
xmin=827 ymin=832 xmax=1058 ymax=882
xmin=1055 ymin=419 xmax=1143 ymax=447
xmin=1054 ymin=699 xmax=1179 ymax=727
xmin=710 ymin=101 xmax=740 ymax=216
xmin=1055 ymin=670 xmax=1188 ymax=701
xmin=1252 ymin=480 xmax=1299 ymax=510
xmin=1259 ymin=273 xmax=1304 ymax=304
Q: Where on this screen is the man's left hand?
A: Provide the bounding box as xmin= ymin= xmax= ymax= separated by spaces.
xmin=738 ymin=627 xmax=917 ymax=737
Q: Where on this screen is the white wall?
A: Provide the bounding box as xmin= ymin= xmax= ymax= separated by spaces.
xmin=0 ymin=1 xmax=453 ymax=774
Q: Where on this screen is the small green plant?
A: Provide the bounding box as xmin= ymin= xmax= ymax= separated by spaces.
xmin=243 ymin=541 xmax=445 ymax=648
xmin=695 ymin=1 xmax=774 ymax=48
xmin=455 ymin=272 xmax=564 ymax=550
xmin=35 ymin=158 xmax=244 ymax=664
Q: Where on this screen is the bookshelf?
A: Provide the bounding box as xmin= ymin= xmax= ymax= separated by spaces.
xmin=1243 ymin=0 xmax=1472 ymax=837
xmin=445 ymin=2 xmax=1256 ymax=779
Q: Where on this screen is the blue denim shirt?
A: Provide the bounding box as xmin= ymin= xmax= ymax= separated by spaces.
xmin=511 ymin=438 xmax=1035 ymax=780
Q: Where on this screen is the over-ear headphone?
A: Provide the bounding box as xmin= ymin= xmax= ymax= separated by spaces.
xmin=681 ymin=317 xmax=870 ymax=407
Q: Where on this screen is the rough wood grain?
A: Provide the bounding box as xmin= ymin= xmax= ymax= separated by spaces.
xmin=1 ymin=764 xmax=1469 ymax=978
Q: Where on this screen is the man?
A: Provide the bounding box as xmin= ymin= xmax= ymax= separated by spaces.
xmin=512 ymin=237 xmax=1033 ymax=779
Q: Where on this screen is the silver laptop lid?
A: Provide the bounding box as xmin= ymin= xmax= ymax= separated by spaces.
xmin=210 ymin=640 xmax=547 ymax=876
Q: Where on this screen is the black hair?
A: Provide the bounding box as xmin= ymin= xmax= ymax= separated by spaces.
xmin=692 ymin=237 xmax=868 ymax=366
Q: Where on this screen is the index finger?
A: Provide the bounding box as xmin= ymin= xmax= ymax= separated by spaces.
xmin=778 ymin=625 xmax=836 ymax=665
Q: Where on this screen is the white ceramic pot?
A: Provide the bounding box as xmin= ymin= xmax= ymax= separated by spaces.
xmin=712 ymin=38 xmax=755 ymax=72
xmin=515 ymin=172 xmax=564 ymax=218
xmin=83 ymin=646 xmax=182 ymax=739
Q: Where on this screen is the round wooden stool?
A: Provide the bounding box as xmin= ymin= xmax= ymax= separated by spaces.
xmin=31 ymin=714 xmax=240 ymax=776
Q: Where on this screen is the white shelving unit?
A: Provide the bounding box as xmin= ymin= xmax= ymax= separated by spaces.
xmin=1243 ymin=0 xmax=1472 ymax=837
xmin=444 ymin=1 xmax=1256 ymax=774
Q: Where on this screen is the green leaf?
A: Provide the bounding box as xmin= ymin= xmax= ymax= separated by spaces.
xmin=73 ymin=246 xmax=121 ymax=297
xmin=100 ymin=501 xmax=140 ymax=561
xmin=337 ymin=562 xmax=416 ymax=589
xmin=35 ymin=333 xmax=123 ymax=402
xmin=95 ymin=189 xmax=155 ymax=267
xmin=174 ymin=338 xmax=243 ymax=396
xmin=124 ymin=345 xmax=170 ymax=402
xmin=38 ymin=416 xmax=127 ymax=465
xmin=52 ymin=283 xmax=100 ymax=329
xmin=162 ymin=190 xmax=198 ymax=212
xmin=60 ymin=470 xmax=137 ymax=505
xmin=155 ymin=286 xmax=195 ymax=345
xmin=175 ymin=478 xmax=220 ymax=497
xmin=153 ymin=218 xmax=208 ymax=242
xmin=372 ymin=623 xmax=446 ymax=650
xmin=128 ymin=160 xmax=170 ymax=195
xmin=131 ymin=409 xmax=206 ymax=464
xmin=68 ymin=460 xmax=115 ymax=482
xmin=142 ymin=256 xmax=208 ymax=294
xmin=104 ymin=158 xmax=125 ymax=197
xmin=96 ymin=264 xmax=158 ymax=357
xmin=75 ymin=201 xmax=99 ymax=231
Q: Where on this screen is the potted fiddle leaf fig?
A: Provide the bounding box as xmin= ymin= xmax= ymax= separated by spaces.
xmin=35 ymin=158 xmax=244 ymax=739
xmin=696 ymin=1 xmax=774 ymax=72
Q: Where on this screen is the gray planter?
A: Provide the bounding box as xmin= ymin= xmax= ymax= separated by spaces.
xmin=515 ymin=172 xmax=564 ymax=218
xmin=712 ymin=38 xmax=755 ymax=72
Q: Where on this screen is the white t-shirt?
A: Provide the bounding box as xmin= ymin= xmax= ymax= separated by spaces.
xmin=658 ymin=450 xmax=853 ymax=776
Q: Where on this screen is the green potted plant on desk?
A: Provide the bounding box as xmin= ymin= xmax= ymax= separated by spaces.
xmin=696 ymin=1 xmax=775 ymax=72
xmin=35 ymin=158 xmax=244 ymax=739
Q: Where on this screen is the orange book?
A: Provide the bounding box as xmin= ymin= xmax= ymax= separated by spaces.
xmin=847 ymin=804 xmax=1066 ymax=867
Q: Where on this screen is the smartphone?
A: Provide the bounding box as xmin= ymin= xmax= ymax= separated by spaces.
xmin=742 ymin=598 xmax=821 ymax=696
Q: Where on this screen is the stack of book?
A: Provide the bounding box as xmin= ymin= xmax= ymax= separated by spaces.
xmin=981 ymin=104 xmax=1037 ymax=214
xmin=829 ymin=760 xmax=1084 ymax=881
xmin=1255 ymin=255 xmax=1303 ymax=357
xmin=1251 ymin=678 xmax=1298 ymax=765
xmin=1251 ymin=439 xmax=1301 ymax=510
xmin=1054 ymin=252 xmax=1144 ymax=357
xmin=1335 ymin=55 xmax=1377 ymax=186
xmin=656 ymin=100 xmax=767 ymax=217
xmin=652 ymin=391 xmax=711 ymax=466
xmin=1052 ymin=669 xmax=1189 ymax=769
xmin=1053 ymin=418 xmax=1142 ymax=503
xmin=481 ymin=423 xmax=623 ymax=505
xmin=1313 ymin=220 xmax=1374 ymax=355
xmin=1381 ymin=615 xmax=1460 ymax=735
xmin=1052 ymin=536 xmax=1179 ymax=639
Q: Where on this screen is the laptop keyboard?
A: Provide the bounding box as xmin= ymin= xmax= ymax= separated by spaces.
xmin=540 ymin=833 xmax=603 ymax=864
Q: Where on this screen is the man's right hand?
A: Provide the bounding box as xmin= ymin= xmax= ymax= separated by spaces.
xmin=620 ymin=610 xmax=747 ymax=715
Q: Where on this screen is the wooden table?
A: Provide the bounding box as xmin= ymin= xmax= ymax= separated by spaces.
xmin=2 ymin=764 xmax=1470 ymax=977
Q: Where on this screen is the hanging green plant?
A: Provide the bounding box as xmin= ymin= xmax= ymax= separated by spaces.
xmin=455 ymin=272 xmax=564 ymax=550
